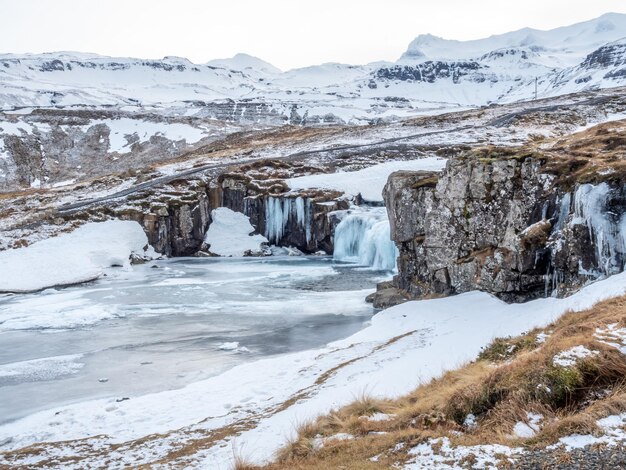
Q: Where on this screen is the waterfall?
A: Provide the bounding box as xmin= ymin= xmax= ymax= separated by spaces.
xmin=333 ymin=207 xmax=398 ymax=271
xmin=264 ymin=196 xmax=312 ymax=244
xmin=573 ymin=183 xmax=626 ymax=275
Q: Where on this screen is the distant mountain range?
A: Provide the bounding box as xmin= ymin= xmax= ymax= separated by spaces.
xmin=1 ymin=12 xmax=625 ymax=123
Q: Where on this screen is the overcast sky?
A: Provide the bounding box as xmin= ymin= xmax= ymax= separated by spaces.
xmin=1 ymin=0 xmax=625 ymax=70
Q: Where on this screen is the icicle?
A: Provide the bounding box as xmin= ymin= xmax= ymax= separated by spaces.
xmin=264 ymin=196 xmax=314 ymax=245
xmin=553 ymin=192 xmax=571 ymax=232
xmin=304 ymin=198 xmax=312 ymax=244
xmin=572 ymin=183 xmax=624 ymax=275
xmin=265 ymin=196 xmax=287 ymax=243
xmin=333 ymin=207 xmax=398 ymax=271
xmin=295 ymin=197 xmax=305 ymax=226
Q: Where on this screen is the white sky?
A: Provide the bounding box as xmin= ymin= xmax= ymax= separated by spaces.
xmin=1 ymin=0 xmax=625 ymax=70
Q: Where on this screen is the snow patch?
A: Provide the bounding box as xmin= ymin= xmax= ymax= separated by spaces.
xmin=287 ymin=158 xmax=447 ymax=203
xmin=204 ymin=207 xmax=268 ymax=257
xmin=89 ymin=118 xmax=209 ymax=153
xmin=406 ymin=437 xmax=521 ymax=470
xmin=595 ymin=323 xmax=626 ymax=354
xmin=553 ymin=345 xmax=599 ymax=367
xmin=513 ymin=413 xmax=543 ymax=438
xmin=0 ymin=220 xmax=156 ymax=293
xmin=552 ymin=412 xmax=626 ymax=450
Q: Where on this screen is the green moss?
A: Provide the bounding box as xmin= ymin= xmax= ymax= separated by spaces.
xmin=463 ymin=204 xmax=471 ymax=221
xmin=478 ymin=335 xmax=538 ymax=362
xmin=542 ymin=366 xmax=584 ymax=405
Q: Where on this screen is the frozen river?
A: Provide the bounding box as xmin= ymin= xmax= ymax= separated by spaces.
xmin=0 ymin=256 xmax=382 ymax=425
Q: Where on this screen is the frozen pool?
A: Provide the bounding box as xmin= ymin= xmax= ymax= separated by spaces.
xmin=0 ymin=256 xmax=385 ymax=424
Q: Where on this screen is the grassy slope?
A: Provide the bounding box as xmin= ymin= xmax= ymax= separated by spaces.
xmin=237 ymin=295 xmax=626 ymax=469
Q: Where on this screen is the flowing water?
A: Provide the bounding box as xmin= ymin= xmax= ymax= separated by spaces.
xmin=0 ymin=256 xmax=387 ymax=425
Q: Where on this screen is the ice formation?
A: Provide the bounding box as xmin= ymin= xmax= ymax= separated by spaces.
xmin=333 ymin=207 xmax=398 ymax=271
xmin=263 ymin=196 xmax=312 ymax=244
xmin=572 ymin=183 xmax=626 ymax=275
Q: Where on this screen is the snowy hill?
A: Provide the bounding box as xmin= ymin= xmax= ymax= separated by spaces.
xmin=0 ymin=14 xmax=625 ymax=123
xmin=206 ymin=53 xmax=282 ymax=75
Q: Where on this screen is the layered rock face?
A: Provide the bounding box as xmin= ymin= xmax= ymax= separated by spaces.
xmin=380 ymin=151 xmax=626 ymax=304
xmin=111 ymin=179 xmax=212 ymax=257
xmin=103 ymin=168 xmax=346 ymax=258
xmin=213 ymin=173 xmax=348 ymax=254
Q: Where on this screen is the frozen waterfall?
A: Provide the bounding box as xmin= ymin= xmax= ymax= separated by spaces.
xmin=333 ymin=207 xmax=398 ymax=271
xmin=264 ymin=196 xmax=312 ymax=244
xmin=573 ymin=183 xmax=626 ymax=275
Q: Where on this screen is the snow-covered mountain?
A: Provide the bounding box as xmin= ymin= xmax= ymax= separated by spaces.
xmin=206 ymin=53 xmax=282 ymax=76
xmin=399 ymin=12 xmax=626 ymax=66
xmin=0 ymin=13 xmax=625 ymax=122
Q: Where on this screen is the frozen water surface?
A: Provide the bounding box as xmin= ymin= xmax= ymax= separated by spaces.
xmin=0 ymin=256 xmax=380 ymax=424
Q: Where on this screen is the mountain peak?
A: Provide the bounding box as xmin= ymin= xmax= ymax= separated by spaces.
xmin=399 ymin=12 xmax=626 ymax=65
xmin=206 ymin=53 xmax=281 ymax=74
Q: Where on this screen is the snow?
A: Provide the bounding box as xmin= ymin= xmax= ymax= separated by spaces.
xmin=536 ymin=332 xmax=550 ymax=344
xmin=553 ymin=345 xmax=599 ymax=367
xmin=595 ymin=323 xmax=626 ymax=354
xmin=0 ymin=354 xmax=84 ymax=383
xmin=0 ymin=220 xmax=156 ymax=293
xmin=0 ymin=14 xmax=625 ymax=121
xmin=1 ymin=270 xmax=624 ymax=467
xmin=311 ymin=432 xmax=354 ymax=450
xmin=512 ymin=413 xmax=543 ymax=438
xmin=204 ymin=207 xmax=268 ymax=256
xmin=206 ymin=53 xmax=282 ymax=75
xmin=464 ymin=414 xmax=478 ymax=429
xmin=552 ymin=412 xmax=626 ymax=450
xmin=87 ymin=118 xmax=209 ymax=153
xmin=400 ymin=12 xmax=626 ymax=66
xmin=363 ymin=412 xmax=394 ymax=422
xmin=405 ymin=437 xmax=520 ymax=470
xmin=287 ymin=157 xmax=447 ymax=202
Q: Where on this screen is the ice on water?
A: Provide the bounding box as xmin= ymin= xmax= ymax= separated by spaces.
xmin=333 ymin=206 xmax=398 ymax=271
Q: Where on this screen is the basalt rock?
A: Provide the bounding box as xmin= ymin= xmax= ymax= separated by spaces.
xmin=380 ymin=152 xmax=626 ymax=304
xmin=214 ymin=172 xmax=348 ymax=254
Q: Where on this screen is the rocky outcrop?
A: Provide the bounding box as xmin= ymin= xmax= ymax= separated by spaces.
xmin=375 ymin=62 xmax=485 ymax=84
xmin=377 ymin=149 xmax=626 ymax=304
xmin=100 ymin=165 xmax=348 ymax=257
xmin=111 ymin=179 xmax=212 ymax=257
xmin=213 ymin=173 xmax=348 ymax=254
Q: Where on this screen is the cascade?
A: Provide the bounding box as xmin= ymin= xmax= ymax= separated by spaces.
xmin=333 ymin=207 xmax=398 ymax=271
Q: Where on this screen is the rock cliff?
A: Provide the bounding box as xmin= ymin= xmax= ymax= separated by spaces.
xmin=375 ymin=123 xmax=626 ymax=306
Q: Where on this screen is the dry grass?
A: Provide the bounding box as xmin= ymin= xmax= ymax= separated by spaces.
xmin=541 ymin=119 xmax=626 ymax=188
xmin=459 ymin=119 xmax=626 ymax=192
xmin=251 ymin=295 xmax=626 ymax=469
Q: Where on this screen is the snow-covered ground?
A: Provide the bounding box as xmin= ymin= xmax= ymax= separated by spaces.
xmin=0 ymin=220 xmax=156 ymax=293
xmin=86 ymin=118 xmax=212 ymax=153
xmin=287 ymin=157 xmax=447 ymax=202
xmin=1 ymin=268 xmax=624 ymax=468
